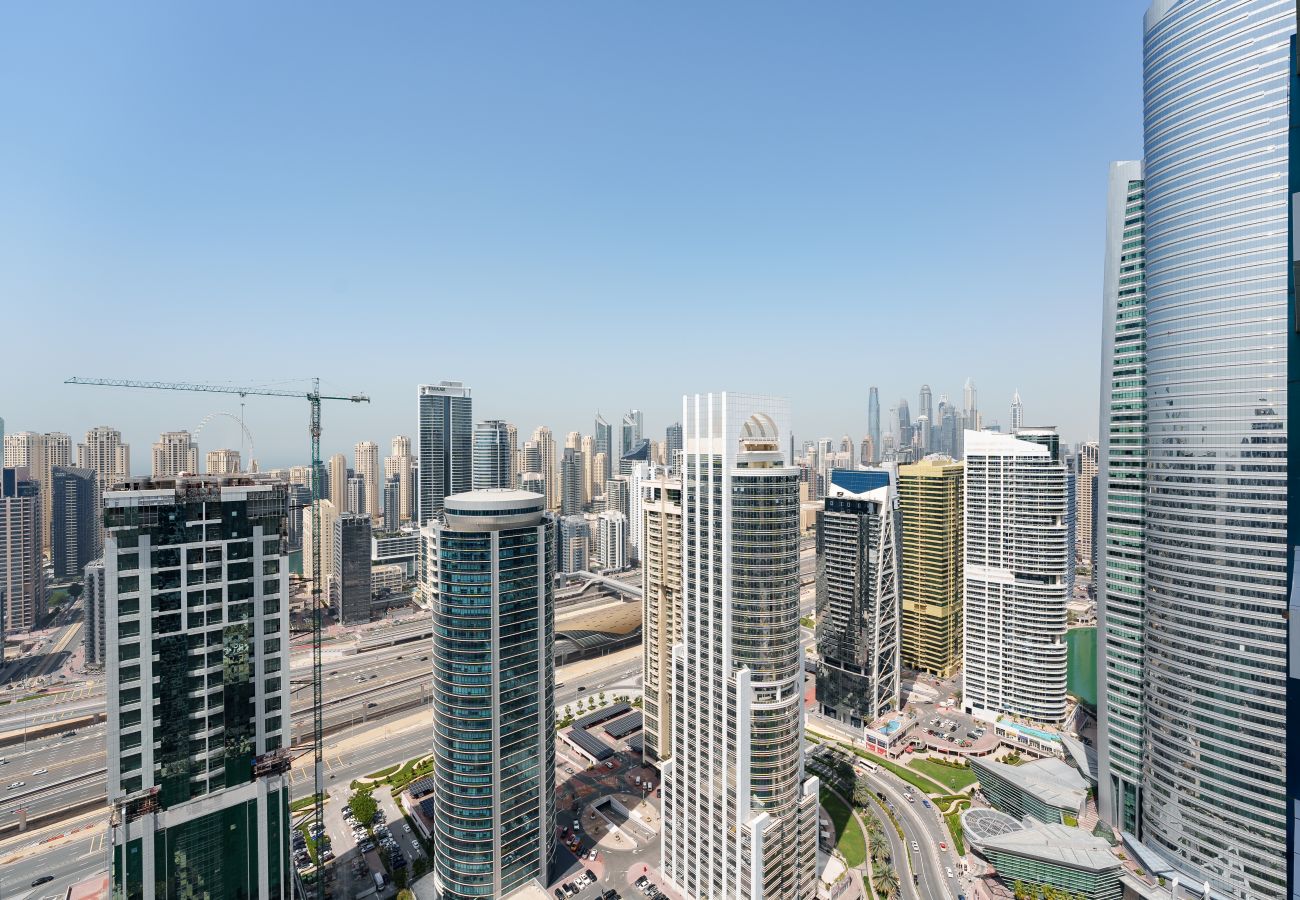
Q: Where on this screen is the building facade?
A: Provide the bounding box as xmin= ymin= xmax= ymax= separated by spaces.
xmin=354 ymin=440 xmax=380 ymax=526
xmin=897 ymin=457 xmax=964 ymax=677
xmin=963 ymin=430 xmax=1069 ymax=725
xmin=334 ymin=512 xmax=372 ymax=625
xmin=1116 ymin=4 xmax=1291 ymax=896
xmin=78 ymin=425 xmax=131 ymax=488
xmin=661 ymin=393 xmax=818 ymax=900
xmin=0 ymin=467 xmax=45 ymax=632
xmin=815 ymin=469 xmax=900 ymax=729
xmin=84 ymin=558 xmax=106 ymax=667
xmin=417 ymin=381 xmax=473 ymax=523
xmin=596 ymin=510 xmax=627 ymax=570
xmin=473 ymin=420 xmax=514 ymax=490
xmin=51 ymin=465 xmax=99 ymax=580
xmin=423 ymin=490 xmax=555 ymax=900
xmin=151 ymin=431 xmax=199 ymax=479
xmin=104 ymin=476 xmax=292 ymax=900
xmin=641 ymin=472 xmax=681 ymax=765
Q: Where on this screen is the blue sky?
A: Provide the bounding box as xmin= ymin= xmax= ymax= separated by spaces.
xmin=1 ymin=3 xmax=1144 ymax=467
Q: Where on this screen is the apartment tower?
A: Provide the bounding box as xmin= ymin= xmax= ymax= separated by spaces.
xmin=417 ymin=381 xmax=473 ymax=523
xmin=897 ymin=456 xmax=964 ymax=677
xmin=660 ymin=393 xmax=818 ymax=900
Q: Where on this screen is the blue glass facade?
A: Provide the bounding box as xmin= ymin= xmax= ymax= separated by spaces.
xmin=428 ymin=492 xmax=555 ymax=899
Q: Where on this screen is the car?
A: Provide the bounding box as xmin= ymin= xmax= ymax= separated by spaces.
xmin=8 ymin=781 xmax=25 ymax=789
xmin=586 ymin=868 xmax=596 ymax=880
xmin=939 ymin=841 xmax=948 ymax=850
xmin=366 ymin=701 xmax=377 ymax=708
xmin=588 ymin=849 xmax=597 ymax=860
xmin=573 ymin=819 xmax=580 ymax=829
xmin=921 ymin=798 xmax=931 ymax=808
xmin=911 ymin=841 xmax=919 ymax=852
xmin=556 ymin=891 xmax=565 ymax=900
xmin=402 ymin=822 xmax=411 ymax=833
xmin=31 ymin=875 xmax=55 ymax=887
xmin=946 ymin=867 xmax=955 ymax=879
xmin=635 ymin=876 xmax=648 ymax=887
xmin=62 ymin=730 xmax=76 ymax=738
xmin=605 ymin=760 xmax=616 ymax=769
xmin=904 ymin=793 xmax=915 ymax=803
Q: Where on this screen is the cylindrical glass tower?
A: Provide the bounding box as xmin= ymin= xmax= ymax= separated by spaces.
xmin=426 ymin=489 xmax=555 ymax=899
xmin=1141 ymin=2 xmax=1290 ymax=896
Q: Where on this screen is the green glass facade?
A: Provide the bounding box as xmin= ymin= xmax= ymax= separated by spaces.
xmin=106 ymin=477 xmax=292 ymax=900
xmin=984 ymin=848 xmax=1121 ymax=900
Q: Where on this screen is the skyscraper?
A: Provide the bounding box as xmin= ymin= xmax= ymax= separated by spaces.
xmin=620 ymin=408 xmax=643 ymax=460
xmin=384 ymin=436 xmax=416 ymax=523
xmin=1097 ymin=159 xmax=1146 ymax=842
xmin=417 ymin=381 xmax=473 ymax=523
xmin=1106 ymin=5 xmax=1291 ymax=895
xmin=5 ymin=430 xmax=70 ymax=557
xmin=302 ymin=498 xmax=339 ymax=582
xmin=1009 ymin=390 xmax=1024 ymax=433
xmin=205 ymin=448 xmax=241 ymax=475
xmin=531 ymin=425 xmax=558 ymax=511
xmin=327 ymin=452 xmax=347 ymax=513
xmin=0 ymin=467 xmax=44 ymax=632
xmin=559 ymin=514 xmax=591 ymax=573
xmin=815 ymin=469 xmax=900 ymax=728
xmin=918 ymin=384 xmax=933 ymax=450
xmin=51 ymin=465 xmax=98 ymax=580
xmin=104 ymin=475 xmax=292 ymax=899
xmin=334 ymin=512 xmax=372 ymax=625
xmin=347 ymin=474 xmax=364 ymax=517
xmin=963 ymin=377 xmax=978 ymax=432
xmin=641 ymin=470 xmax=681 ymax=765
xmin=83 ymin=558 xmax=105 ymax=668
xmin=897 ymin=457 xmax=964 ymax=677
xmin=78 ymin=425 xmax=131 ymax=488
xmin=661 ymin=393 xmax=818 ymax=900
xmin=594 ymin=413 xmax=613 ymax=484
xmin=422 ymin=489 xmax=555 ymax=899
xmin=151 ymin=430 xmax=199 ymax=479
xmin=596 ymin=509 xmax=627 ymax=569
xmin=560 ymin=447 xmax=584 ymax=516
xmin=867 ymin=386 xmax=881 ymax=465
xmin=1075 ymin=442 xmax=1098 ymax=571
xmin=963 ymin=429 xmax=1068 ymax=725
xmin=354 ymin=440 xmax=381 ymax=526
xmin=382 ymin=474 xmax=400 ymax=532
xmin=664 ymin=422 xmax=682 ymax=469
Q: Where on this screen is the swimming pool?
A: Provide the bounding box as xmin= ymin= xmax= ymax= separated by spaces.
xmin=1004 ymin=721 xmax=1060 ymax=743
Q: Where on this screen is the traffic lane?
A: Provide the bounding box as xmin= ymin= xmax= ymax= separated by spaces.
xmin=1 ymin=828 xmax=102 ymax=898
xmin=868 ymin=771 xmax=956 ymax=898
xmin=554 ymin=660 xmax=643 ymax=709
xmin=862 ymin=792 xmax=920 ymax=900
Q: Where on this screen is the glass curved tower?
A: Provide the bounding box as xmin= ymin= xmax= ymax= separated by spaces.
xmin=1138 ymin=2 xmax=1290 ymax=896
xmin=424 ymin=489 xmax=556 ymax=899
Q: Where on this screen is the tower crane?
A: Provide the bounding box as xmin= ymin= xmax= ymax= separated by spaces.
xmin=67 ymin=376 xmax=368 ymax=899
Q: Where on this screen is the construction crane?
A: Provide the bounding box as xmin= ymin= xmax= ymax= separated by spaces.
xmin=66 ymin=376 xmax=368 ymax=899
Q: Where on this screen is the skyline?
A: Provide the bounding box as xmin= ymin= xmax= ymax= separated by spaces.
xmin=2 ymin=3 xmax=1145 ymax=460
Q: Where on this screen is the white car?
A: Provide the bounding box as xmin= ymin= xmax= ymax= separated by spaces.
xmin=910 ymin=841 xmax=919 ymax=852
xmin=32 ymin=768 xmax=47 ymax=776
xmin=7 ymin=781 xmax=24 ymax=789
xmin=946 ymin=867 xmax=955 ymax=879
xmin=403 ymin=823 xmax=411 ymax=833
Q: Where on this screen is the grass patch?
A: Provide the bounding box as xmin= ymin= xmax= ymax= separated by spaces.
xmin=820 ymin=787 xmax=866 ymax=868
xmin=366 ymin=763 xmax=400 ymax=780
xmin=388 ymin=757 xmax=434 ymax=794
xmin=908 ymin=758 xmax=978 ymax=792
xmin=869 ymin=754 xmax=947 ymax=797
xmin=800 ymin=616 xmax=815 ymax=629
xmin=1063 ymin=813 xmax=1078 ymax=827
xmin=945 ymin=809 xmax=966 ymax=856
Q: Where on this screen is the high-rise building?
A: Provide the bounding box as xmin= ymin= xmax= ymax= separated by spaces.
xmin=422 ymin=490 xmax=555 ymax=899
xmin=559 ymin=515 xmax=590 ymax=573
xmin=51 ymin=466 xmax=99 ymax=580
xmin=596 ymin=510 xmax=627 ymax=569
xmin=5 ymin=431 xmax=70 ymax=557
xmin=593 ymin=413 xmax=613 ymax=484
xmin=285 ymin=483 xmax=310 ymax=551
xmin=347 ymin=474 xmax=365 ymax=517
xmin=354 ymin=440 xmax=381 ymax=526
xmin=560 ymin=447 xmax=584 ymax=516
xmin=918 ymin=384 xmax=933 ymax=447
xmin=591 ymin=453 xmax=607 ymax=500
xmin=565 ymin=430 xmax=581 ymax=450
xmin=1096 ymin=159 xmax=1147 ymax=842
xmin=418 ymin=381 xmax=473 ymax=523
xmin=661 ymin=393 xmax=818 ymax=900
xmin=859 ymin=436 xmax=874 ymax=470
xmin=78 ymin=425 xmax=131 ymax=488
xmin=620 ymin=409 xmax=643 ymax=461
xmin=302 ymin=498 xmax=339 ymax=582
xmin=391 ymin=435 xmax=412 ymax=458
xmin=519 ymin=471 xmax=546 ymax=504
xmin=619 ymin=437 xmax=650 ymax=477
xmin=1099 ymin=6 xmax=1290 ymax=896
xmin=963 ymin=378 xmax=979 ymax=432
xmin=664 ymin=422 xmax=682 ymax=469
xmin=205 ymin=448 xmax=241 ymax=475
xmin=1010 ymin=390 xmax=1024 ymax=433
xmin=151 ymin=430 xmax=199 ymax=479
xmin=382 ymin=474 xmax=400 ymax=533
xmin=963 ymin=429 xmax=1068 ymax=725
xmin=580 ymin=435 xmax=596 ymax=503
xmin=897 ymin=456 xmax=964 ymax=677
xmin=530 ymin=426 xmax=558 ymax=511
xmin=641 ymin=471 xmax=681 ymax=765
xmin=334 ymin=512 xmax=372 ymax=625
xmin=384 ymin=438 xmax=417 ymax=524
xmin=867 ymin=387 xmax=881 ymax=465
xmin=1075 ymin=442 xmax=1098 ymax=573
xmin=603 ymin=477 xmax=629 ymax=522
xmin=0 ymin=467 xmax=44 ymax=632
xmin=815 ymin=469 xmax=900 ymax=729
xmin=327 ymin=452 xmax=347 ymax=513
xmin=104 ymin=475 xmax=292 ymax=899
xmin=83 ymin=558 xmax=105 ymax=668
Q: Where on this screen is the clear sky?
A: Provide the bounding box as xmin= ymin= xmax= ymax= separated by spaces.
xmin=1 ymin=2 xmax=1145 ymax=467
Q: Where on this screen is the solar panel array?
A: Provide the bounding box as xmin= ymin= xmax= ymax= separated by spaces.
xmin=604 ymin=711 xmax=643 ymax=739
xmin=573 ymin=701 xmax=632 ymax=731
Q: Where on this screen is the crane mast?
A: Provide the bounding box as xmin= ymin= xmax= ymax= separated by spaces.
xmin=66 ymin=375 xmax=368 ymax=900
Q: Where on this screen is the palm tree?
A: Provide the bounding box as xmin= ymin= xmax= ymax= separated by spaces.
xmin=871 ymin=861 xmax=901 ymax=899
xmin=870 ymin=839 xmax=891 ymax=867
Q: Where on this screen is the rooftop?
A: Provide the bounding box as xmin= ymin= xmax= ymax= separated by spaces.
xmin=981 ymin=823 xmax=1120 ymax=874
xmin=961 ymin=807 xmax=1024 ymax=846
xmin=973 ymin=756 xmax=1088 ymax=811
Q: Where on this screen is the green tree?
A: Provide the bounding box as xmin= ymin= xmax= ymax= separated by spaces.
xmin=349 ymin=787 xmax=378 ymax=825
xmin=68 ymin=582 xmax=84 ymax=600
xmin=870 ymin=861 xmax=900 ymax=899
xmin=852 ymin=773 xmax=873 ymax=808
